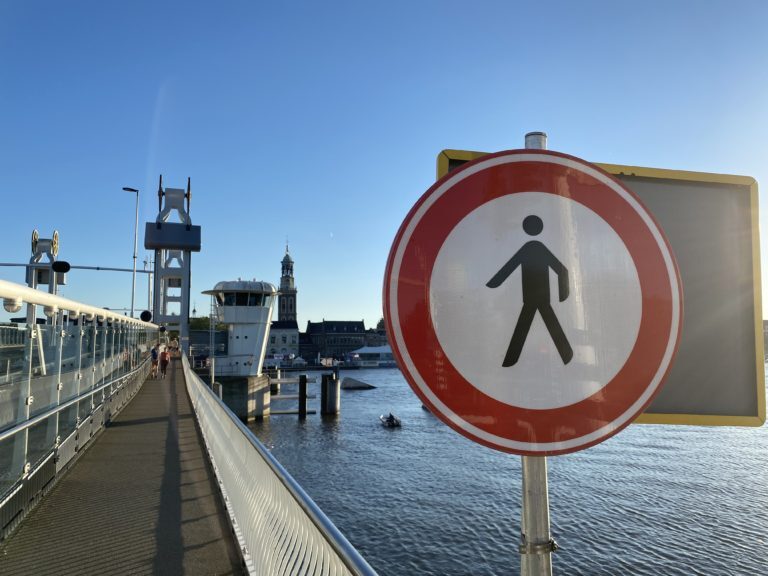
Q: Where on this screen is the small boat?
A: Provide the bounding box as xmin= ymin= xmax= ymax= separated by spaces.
xmin=380 ymin=413 xmax=401 ymax=428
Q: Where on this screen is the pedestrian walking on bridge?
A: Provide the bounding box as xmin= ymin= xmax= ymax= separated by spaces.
xmin=159 ymin=347 xmax=170 ymax=379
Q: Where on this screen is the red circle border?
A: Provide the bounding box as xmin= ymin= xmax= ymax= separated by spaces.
xmin=383 ymin=150 xmax=683 ymax=456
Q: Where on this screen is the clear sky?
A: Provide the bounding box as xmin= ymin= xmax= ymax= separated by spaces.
xmin=2 ymin=0 xmax=767 ymax=327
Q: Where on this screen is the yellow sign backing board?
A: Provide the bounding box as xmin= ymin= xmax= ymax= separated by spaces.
xmin=437 ymin=149 xmax=765 ymax=427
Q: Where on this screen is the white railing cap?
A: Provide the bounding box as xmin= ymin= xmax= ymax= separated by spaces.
xmin=0 ymin=278 xmax=157 ymax=328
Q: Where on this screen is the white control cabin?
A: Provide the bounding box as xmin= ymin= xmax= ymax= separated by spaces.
xmin=202 ymin=280 xmax=277 ymax=377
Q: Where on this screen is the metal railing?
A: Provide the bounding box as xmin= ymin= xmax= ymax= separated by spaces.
xmin=0 ymin=279 xmax=158 ymax=510
xmin=181 ymin=354 xmax=378 ymax=576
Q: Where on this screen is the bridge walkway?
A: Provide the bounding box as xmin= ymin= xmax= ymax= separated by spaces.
xmin=0 ymin=359 xmax=244 ymax=575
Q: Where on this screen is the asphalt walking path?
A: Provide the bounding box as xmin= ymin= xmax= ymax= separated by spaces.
xmin=0 ymin=359 xmax=244 ymax=576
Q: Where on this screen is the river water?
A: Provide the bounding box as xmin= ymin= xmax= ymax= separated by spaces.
xmin=250 ymin=368 xmax=768 ymax=575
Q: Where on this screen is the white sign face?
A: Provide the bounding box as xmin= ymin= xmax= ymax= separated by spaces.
xmin=430 ymin=192 xmax=642 ymax=410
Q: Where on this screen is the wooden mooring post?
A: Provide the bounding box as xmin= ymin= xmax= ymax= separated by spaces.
xmin=298 ymin=374 xmax=307 ymax=419
xmin=320 ymin=371 xmax=340 ymax=415
xmin=270 ymin=374 xmax=318 ymax=417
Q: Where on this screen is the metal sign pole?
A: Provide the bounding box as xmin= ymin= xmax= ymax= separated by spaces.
xmin=520 ymin=455 xmax=557 ymax=574
xmin=520 ymin=131 xmax=556 ymax=576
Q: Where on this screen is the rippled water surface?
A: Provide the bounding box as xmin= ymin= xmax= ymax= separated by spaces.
xmin=251 ymin=369 xmax=768 ymax=575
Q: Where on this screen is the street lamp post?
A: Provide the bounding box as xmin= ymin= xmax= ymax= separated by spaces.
xmin=144 ymin=256 xmax=154 ymax=312
xmin=123 ymin=187 xmax=139 ymax=318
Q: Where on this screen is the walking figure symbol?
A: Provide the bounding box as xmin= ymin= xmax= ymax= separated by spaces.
xmin=487 ymin=215 xmax=573 ymax=367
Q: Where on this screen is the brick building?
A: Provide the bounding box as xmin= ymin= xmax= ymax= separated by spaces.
xmin=300 ymin=320 xmax=367 ymax=360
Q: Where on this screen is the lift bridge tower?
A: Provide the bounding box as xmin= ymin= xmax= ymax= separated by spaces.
xmin=144 ymin=176 xmax=201 ymax=353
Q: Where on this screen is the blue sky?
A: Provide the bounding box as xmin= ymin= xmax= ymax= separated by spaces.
xmin=1 ymin=1 xmax=767 ymax=327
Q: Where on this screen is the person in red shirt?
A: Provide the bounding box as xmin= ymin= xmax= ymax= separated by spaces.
xmin=159 ymin=348 xmax=170 ymax=379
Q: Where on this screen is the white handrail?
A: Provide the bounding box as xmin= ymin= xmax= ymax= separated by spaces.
xmin=0 ymin=279 xmax=156 ymax=327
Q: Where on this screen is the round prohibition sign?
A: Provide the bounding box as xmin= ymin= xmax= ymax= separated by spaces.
xmin=384 ymin=150 xmax=683 ymax=456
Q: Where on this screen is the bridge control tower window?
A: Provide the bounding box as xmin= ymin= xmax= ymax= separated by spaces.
xmin=214 ymin=291 xmax=275 ymax=309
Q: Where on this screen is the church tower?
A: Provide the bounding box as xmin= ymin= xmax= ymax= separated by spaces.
xmin=278 ymin=245 xmax=297 ymax=322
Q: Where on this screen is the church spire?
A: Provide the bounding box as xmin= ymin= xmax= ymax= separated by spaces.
xmin=279 ymin=244 xmax=297 ymax=322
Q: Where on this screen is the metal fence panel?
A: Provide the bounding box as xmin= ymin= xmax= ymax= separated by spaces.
xmin=181 ymin=355 xmax=377 ymax=576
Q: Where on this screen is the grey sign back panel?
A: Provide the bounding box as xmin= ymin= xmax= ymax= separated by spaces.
xmin=437 ymin=150 xmax=765 ymax=426
xmin=608 ymin=171 xmax=763 ymax=424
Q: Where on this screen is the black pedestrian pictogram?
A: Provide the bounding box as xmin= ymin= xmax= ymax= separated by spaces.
xmin=487 ymin=215 xmax=573 ymax=367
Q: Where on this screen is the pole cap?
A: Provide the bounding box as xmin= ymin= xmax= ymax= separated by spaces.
xmin=524 ymin=132 xmax=548 ymax=150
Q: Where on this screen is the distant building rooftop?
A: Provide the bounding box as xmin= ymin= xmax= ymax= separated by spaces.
xmin=306 ymin=320 xmax=365 ymax=334
xmin=350 ymin=345 xmax=392 ymax=355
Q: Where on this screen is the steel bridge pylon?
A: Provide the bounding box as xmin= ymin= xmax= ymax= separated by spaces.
xmin=144 ymin=176 xmax=201 ymax=353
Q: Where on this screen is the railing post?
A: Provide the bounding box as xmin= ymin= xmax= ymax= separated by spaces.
xmin=75 ymin=314 xmax=83 ymax=389
xmin=98 ymin=318 xmax=108 ymax=401
xmin=54 ymin=313 xmax=65 ymax=447
xmin=109 ymin=319 xmax=117 ymax=391
xmin=116 ymin=321 xmax=123 ymax=385
xmin=88 ymin=320 xmax=97 ymax=416
xmin=104 ymin=321 xmax=112 ymax=406
xmin=11 ymin=321 xmax=35 ymax=479
xmin=131 ymin=324 xmax=137 ymax=382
